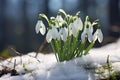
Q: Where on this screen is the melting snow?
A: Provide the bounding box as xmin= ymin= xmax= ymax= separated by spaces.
xmin=0 ymin=39 xmax=120 ymax=80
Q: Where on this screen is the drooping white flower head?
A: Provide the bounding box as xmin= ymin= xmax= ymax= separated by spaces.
xmin=46 ymin=26 xmax=60 ymax=43
xmin=69 ymin=22 xmax=78 ymax=37
xmin=56 ymin=14 xmax=64 ymax=27
xmin=51 ymin=26 xmax=60 ymax=40
xmin=81 ymin=27 xmax=93 ymax=43
xmin=59 ymin=27 xmax=68 ymax=41
xmin=35 ymin=20 xmax=46 ymax=35
xmin=46 ymin=30 xmax=52 ymax=43
xmin=93 ymin=29 xmax=103 ymax=43
xmin=86 ymin=28 xmax=93 ymax=42
xmin=74 ymin=17 xmax=83 ymax=31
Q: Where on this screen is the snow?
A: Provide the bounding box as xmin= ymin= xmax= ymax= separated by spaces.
xmin=0 ymin=39 xmax=120 ymax=80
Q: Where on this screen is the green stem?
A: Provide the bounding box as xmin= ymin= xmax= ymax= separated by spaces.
xmin=77 ymin=40 xmax=86 ymax=57
xmin=83 ymin=42 xmax=94 ymax=55
xmin=50 ymin=41 xmax=59 ymax=62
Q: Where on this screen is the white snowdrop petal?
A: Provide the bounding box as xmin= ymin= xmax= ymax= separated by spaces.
xmin=40 ymin=21 xmax=46 ymax=35
xmin=56 ymin=15 xmax=63 ymax=22
xmin=59 ymin=28 xmax=67 ymax=41
xmin=69 ymin=23 xmax=78 ymax=37
xmin=52 ymin=26 xmax=59 ymax=40
xmin=63 ymin=35 xmax=67 ymax=41
xmin=79 ymin=18 xmax=83 ymax=30
xmin=35 ymin=21 xmax=40 ymax=34
xmin=56 ymin=33 xmax=60 ymax=40
xmin=56 ymin=15 xmax=64 ymax=27
xmin=93 ymin=30 xmax=98 ymax=42
xmin=98 ymin=29 xmax=103 ymax=43
xmin=51 ymin=26 xmax=57 ymax=39
xmin=72 ymin=26 xmax=77 ymax=37
xmin=81 ymin=31 xmax=86 ymax=43
xmin=88 ymin=34 xmax=93 ymax=42
xmin=86 ymin=28 xmax=93 ymax=42
xmin=46 ymin=30 xmax=52 ymax=43
xmin=74 ymin=18 xmax=83 ymax=30
xmin=64 ymin=27 xmax=68 ymax=36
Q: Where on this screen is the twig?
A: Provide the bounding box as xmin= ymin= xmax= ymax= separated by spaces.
xmin=14 ymin=59 xmax=16 ymax=69
xmin=35 ymin=38 xmax=47 ymax=58
xmin=28 ymin=55 xmax=41 ymax=63
xmin=10 ymin=48 xmax=23 ymax=64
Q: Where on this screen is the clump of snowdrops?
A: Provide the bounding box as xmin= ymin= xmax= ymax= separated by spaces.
xmin=35 ymin=9 xmax=103 ymax=62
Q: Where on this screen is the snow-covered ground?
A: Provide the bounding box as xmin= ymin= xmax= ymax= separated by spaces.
xmin=0 ymin=39 xmax=120 ymax=80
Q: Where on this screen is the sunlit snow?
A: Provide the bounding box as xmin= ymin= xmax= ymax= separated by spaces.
xmin=0 ymin=39 xmax=120 ymax=80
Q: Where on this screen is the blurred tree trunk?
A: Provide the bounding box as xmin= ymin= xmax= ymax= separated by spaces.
xmin=45 ymin=0 xmax=49 ymax=16
xmin=22 ymin=0 xmax=29 ymax=53
xmin=109 ymin=0 xmax=120 ymax=25
xmin=109 ymin=0 xmax=120 ymax=38
xmin=0 ymin=0 xmax=7 ymax=51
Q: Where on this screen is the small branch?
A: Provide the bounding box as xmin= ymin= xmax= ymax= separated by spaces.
xmin=14 ymin=59 xmax=16 ymax=69
xmin=35 ymin=38 xmax=47 ymax=58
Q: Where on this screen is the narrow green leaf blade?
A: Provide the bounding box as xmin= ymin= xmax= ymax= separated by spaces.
xmin=84 ymin=42 xmax=94 ymax=55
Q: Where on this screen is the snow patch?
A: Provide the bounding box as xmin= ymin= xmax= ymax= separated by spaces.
xmin=0 ymin=39 xmax=120 ymax=80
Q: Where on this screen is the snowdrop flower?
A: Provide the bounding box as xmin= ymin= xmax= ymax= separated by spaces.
xmin=46 ymin=30 xmax=52 ymax=43
xmin=81 ymin=31 xmax=86 ymax=43
xmin=36 ymin=10 xmax=103 ymax=62
xmin=46 ymin=26 xmax=60 ymax=43
xmin=35 ymin=20 xmax=46 ymax=35
xmin=81 ymin=27 xmax=93 ymax=43
xmin=69 ymin=22 xmax=75 ymax=36
xmin=93 ymin=29 xmax=103 ymax=43
xmin=69 ymin=22 xmax=78 ymax=37
xmin=59 ymin=27 xmax=68 ymax=41
xmin=51 ymin=26 xmax=60 ymax=40
xmin=74 ymin=17 xmax=83 ymax=31
xmin=56 ymin=14 xmax=64 ymax=27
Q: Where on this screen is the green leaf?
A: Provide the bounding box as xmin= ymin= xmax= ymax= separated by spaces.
xmin=50 ymin=41 xmax=59 ymax=61
xmin=84 ymin=42 xmax=94 ymax=55
xmin=77 ymin=41 xmax=86 ymax=57
xmin=54 ymin=40 xmax=63 ymax=61
xmin=0 ymin=49 xmax=12 ymax=58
